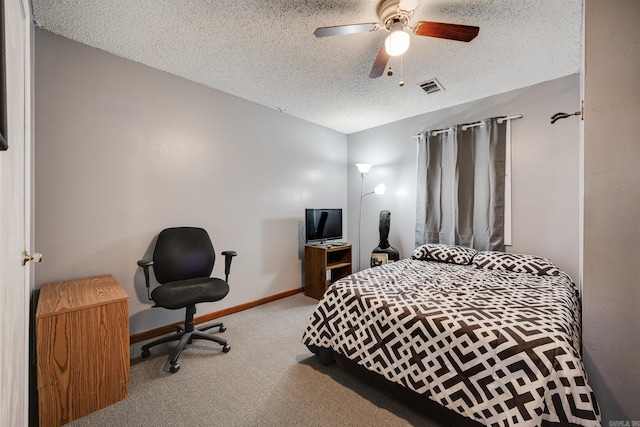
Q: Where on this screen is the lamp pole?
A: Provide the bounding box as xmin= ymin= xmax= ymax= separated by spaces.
xmin=358 ymin=173 xmax=365 ymax=272
xmin=355 ymin=164 xmax=385 ymax=272
xmin=355 ymin=163 xmax=372 ymax=272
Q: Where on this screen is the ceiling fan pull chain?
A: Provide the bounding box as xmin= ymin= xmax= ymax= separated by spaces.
xmin=399 ymin=55 xmax=405 ymax=87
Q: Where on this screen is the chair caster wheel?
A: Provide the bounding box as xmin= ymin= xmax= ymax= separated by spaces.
xmin=141 ymin=349 xmax=151 ymax=358
xmin=219 ymin=325 xmax=226 ymax=333
xmin=169 ymin=363 xmax=180 ymax=373
xmin=222 ymin=344 xmax=231 ymax=353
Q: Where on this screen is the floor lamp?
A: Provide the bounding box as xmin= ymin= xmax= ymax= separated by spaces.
xmin=356 ymin=163 xmax=385 ymax=272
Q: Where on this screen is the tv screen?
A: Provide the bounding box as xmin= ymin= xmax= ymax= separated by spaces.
xmin=305 ymin=208 xmax=343 ymax=244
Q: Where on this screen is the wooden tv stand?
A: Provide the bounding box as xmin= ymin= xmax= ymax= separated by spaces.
xmin=304 ymin=244 xmax=352 ymax=299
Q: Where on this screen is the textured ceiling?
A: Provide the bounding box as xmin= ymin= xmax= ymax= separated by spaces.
xmin=31 ymin=0 xmax=583 ymax=134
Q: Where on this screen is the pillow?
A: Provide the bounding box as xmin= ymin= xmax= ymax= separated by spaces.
xmin=471 ymin=251 xmax=561 ymax=276
xmin=411 ymin=243 xmax=478 ymax=265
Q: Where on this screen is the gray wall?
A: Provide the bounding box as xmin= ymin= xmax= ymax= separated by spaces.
xmin=583 ymin=0 xmax=640 ymax=422
xmin=347 ymin=75 xmax=582 ymax=281
xmin=30 ymin=3 xmax=640 ymax=422
xmin=31 ymin=11 xmax=640 ymax=421
xmin=34 ymin=30 xmax=347 ymax=335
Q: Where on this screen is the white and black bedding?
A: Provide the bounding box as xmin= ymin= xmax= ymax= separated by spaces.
xmin=302 ymin=244 xmax=600 ymax=427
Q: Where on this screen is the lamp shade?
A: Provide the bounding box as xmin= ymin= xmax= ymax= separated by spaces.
xmin=374 ymin=183 xmax=386 ymax=195
xmin=356 ymin=163 xmax=373 ymax=175
xmin=385 ymin=23 xmax=410 ymax=56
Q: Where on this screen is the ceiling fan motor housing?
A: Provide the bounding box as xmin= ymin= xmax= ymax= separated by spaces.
xmin=377 ymin=0 xmax=412 ymax=31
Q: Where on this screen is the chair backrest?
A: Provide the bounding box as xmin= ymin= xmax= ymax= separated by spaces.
xmin=153 ymin=227 xmax=215 ymax=284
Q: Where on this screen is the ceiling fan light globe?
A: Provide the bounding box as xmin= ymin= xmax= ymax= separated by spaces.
xmin=385 ymin=29 xmax=410 ymax=56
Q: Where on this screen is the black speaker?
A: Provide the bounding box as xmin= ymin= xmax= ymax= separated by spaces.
xmin=371 ymin=210 xmax=400 ymax=267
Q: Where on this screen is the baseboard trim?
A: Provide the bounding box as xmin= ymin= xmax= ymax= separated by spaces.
xmin=129 ymin=287 xmax=303 ymax=344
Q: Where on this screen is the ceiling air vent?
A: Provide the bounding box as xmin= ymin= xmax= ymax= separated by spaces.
xmin=419 ymin=78 xmax=444 ymax=94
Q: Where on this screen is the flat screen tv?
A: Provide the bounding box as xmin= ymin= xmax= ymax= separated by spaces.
xmin=305 ymin=208 xmax=343 ymax=244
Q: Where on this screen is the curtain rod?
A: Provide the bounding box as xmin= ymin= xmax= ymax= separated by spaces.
xmin=431 ymin=127 xmax=451 ymax=136
xmin=461 ymin=122 xmax=484 ymax=131
xmin=497 ymin=114 xmax=523 ymax=123
xmin=412 ymin=114 xmax=523 ymax=139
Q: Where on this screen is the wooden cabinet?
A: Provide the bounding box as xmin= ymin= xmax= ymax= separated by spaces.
xmin=304 ymin=244 xmax=352 ymax=299
xmin=36 ymin=275 xmax=130 ymax=427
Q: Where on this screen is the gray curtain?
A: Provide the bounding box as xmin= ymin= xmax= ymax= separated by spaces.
xmin=415 ymin=117 xmax=506 ymax=251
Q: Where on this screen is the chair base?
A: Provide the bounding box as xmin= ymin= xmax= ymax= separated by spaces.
xmin=141 ymin=305 xmax=229 ymax=373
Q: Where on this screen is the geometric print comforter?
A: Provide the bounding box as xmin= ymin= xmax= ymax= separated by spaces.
xmin=302 ymin=259 xmax=600 ymax=426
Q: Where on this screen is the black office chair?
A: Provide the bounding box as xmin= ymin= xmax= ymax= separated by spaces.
xmin=137 ymin=227 xmax=237 ymax=373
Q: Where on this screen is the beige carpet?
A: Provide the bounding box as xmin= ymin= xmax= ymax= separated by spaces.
xmin=66 ymin=293 xmax=447 ymax=427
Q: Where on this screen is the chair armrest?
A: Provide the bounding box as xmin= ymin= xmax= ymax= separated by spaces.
xmin=221 ymin=251 xmax=238 ymax=282
xmin=137 ymin=259 xmax=154 ymax=300
xmin=137 ymin=259 xmax=153 ymax=268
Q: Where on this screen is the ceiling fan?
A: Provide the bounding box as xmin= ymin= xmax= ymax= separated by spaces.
xmin=314 ymin=0 xmax=480 ymax=78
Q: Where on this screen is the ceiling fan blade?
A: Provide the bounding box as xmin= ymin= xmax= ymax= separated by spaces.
xmin=412 ymin=21 xmax=479 ymax=42
xmin=314 ymin=23 xmax=379 ymax=38
xmin=369 ymin=43 xmax=390 ymax=79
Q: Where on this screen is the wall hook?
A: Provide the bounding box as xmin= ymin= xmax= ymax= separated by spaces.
xmin=551 ymin=101 xmax=584 ymax=124
xmin=551 ymin=111 xmax=580 ymax=124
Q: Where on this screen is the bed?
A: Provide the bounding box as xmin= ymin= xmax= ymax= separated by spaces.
xmin=302 ymin=244 xmax=600 ymax=427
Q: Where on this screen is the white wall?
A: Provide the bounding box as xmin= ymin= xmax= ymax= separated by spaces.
xmin=347 ymin=75 xmax=582 ymax=281
xmin=583 ymin=0 xmax=640 ymax=422
xmin=34 ymin=30 xmax=347 ymax=335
